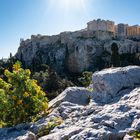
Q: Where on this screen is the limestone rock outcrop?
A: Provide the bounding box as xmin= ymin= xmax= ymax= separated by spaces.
xmin=104 ymin=39 xmax=140 ymax=54
xmin=16 ymin=28 xmax=140 ymax=73
xmin=1 ymin=66 xmax=140 ymax=140
xmin=92 ymin=66 xmax=140 ymax=102
xmin=16 ymin=131 xmax=36 ymax=140
xmin=49 ymin=87 xmax=93 ymax=109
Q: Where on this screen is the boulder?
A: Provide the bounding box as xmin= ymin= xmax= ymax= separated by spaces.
xmin=123 ymin=135 xmax=134 ymax=140
xmin=92 ymin=66 xmax=140 ymax=102
xmin=16 ymin=131 xmax=36 ymax=140
xmin=49 ymin=87 xmax=94 ymax=109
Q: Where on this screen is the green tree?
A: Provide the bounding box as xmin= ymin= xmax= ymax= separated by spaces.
xmin=33 ymin=66 xmax=74 ymax=100
xmin=10 ymin=52 xmax=12 ymax=58
xmin=111 ymin=43 xmax=120 ymax=67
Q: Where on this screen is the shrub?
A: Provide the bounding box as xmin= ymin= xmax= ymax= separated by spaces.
xmin=37 ymin=117 xmax=63 ymax=138
xmin=128 ymin=130 xmax=140 ymax=140
xmin=0 ymin=61 xmax=48 ymax=127
xmin=78 ymin=71 xmax=92 ymax=87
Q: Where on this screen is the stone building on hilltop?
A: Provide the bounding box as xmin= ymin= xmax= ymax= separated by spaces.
xmin=87 ymin=19 xmax=115 ymax=33
xmin=116 ymin=23 xmax=128 ymax=38
xmin=87 ymin=19 xmax=140 ymax=38
xmin=127 ymin=25 xmax=140 ymax=38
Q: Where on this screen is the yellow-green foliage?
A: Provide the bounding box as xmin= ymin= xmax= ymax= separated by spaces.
xmin=128 ymin=130 xmax=140 ymax=140
xmin=37 ymin=117 xmax=63 ymax=138
xmin=0 ymin=61 xmax=48 ymax=127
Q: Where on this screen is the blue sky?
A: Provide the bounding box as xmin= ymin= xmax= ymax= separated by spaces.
xmin=0 ymin=0 xmax=140 ymax=58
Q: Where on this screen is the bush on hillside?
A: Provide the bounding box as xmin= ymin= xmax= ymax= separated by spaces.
xmin=128 ymin=130 xmax=140 ymax=140
xmin=0 ymin=61 xmax=48 ymax=127
xmin=78 ymin=71 xmax=92 ymax=87
xmin=36 ymin=117 xmax=63 ymax=138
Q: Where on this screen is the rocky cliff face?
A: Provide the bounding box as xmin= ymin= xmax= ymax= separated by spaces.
xmin=16 ymin=29 xmax=140 ymax=73
xmin=1 ymin=66 xmax=140 ymax=140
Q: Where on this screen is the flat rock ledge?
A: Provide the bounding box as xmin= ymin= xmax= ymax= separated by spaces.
xmin=1 ymin=66 xmax=140 ymax=140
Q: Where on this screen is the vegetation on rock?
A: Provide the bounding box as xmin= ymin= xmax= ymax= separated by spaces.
xmin=78 ymin=71 xmax=92 ymax=87
xmin=36 ymin=117 xmax=63 ymax=138
xmin=128 ymin=130 xmax=140 ymax=140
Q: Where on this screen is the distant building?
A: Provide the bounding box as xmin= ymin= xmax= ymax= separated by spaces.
xmin=116 ymin=24 xmax=128 ymax=37
xmin=87 ymin=19 xmax=140 ymax=38
xmin=87 ymin=19 xmax=115 ymax=33
xmin=114 ymin=25 xmax=118 ymax=37
xmin=127 ymin=25 xmax=140 ymax=37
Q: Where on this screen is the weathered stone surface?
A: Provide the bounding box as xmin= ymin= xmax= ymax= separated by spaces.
xmin=1 ymin=66 xmax=140 ymax=140
xmin=42 ymin=86 xmax=140 ymax=140
xmin=16 ymin=131 xmax=36 ymax=140
xmin=0 ymin=123 xmax=31 ymax=140
xmin=38 ymin=126 xmax=83 ymax=140
xmin=92 ymin=66 xmax=140 ymax=102
xmin=123 ymin=134 xmax=134 ymax=140
xmin=49 ymin=87 xmax=94 ymax=109
xmin=104 ymin=39 xmax=140 ymax=54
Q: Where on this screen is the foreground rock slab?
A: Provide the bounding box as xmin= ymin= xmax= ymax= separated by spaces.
xmin=92 ymin=66 xmax=140 ymax=102
xmin=16 ymin=131 xmax=36 ymax=140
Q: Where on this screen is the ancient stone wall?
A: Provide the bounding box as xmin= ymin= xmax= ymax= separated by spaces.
xmin=87 ymin=19 xmax=115 ymax=33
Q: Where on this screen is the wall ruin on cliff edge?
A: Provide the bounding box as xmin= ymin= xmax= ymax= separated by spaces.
xmin=87 ymin=19 xmax=140 ymax=38
xmin=87 ymin=19 xmax=115 ymax=33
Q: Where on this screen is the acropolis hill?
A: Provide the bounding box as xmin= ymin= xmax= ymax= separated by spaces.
xmin=16 ymin=19 xmax=140 ymax=73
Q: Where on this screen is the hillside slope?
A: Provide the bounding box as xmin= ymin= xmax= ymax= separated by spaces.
xmin=16 ymin=29 xmax=140 ymax=74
